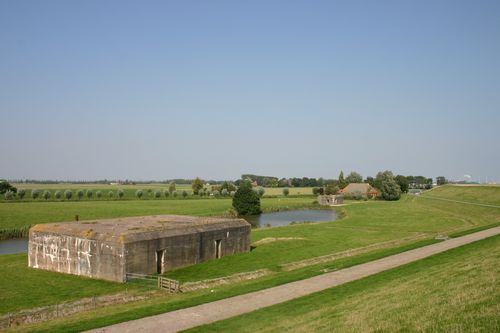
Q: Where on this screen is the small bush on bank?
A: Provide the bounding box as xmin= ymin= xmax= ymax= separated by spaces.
xmin=136 ymin=190 xmax=144 ymax=199
xmin=118 ymin=189 xmax=124 ymax=199
xmin=55 ymin=191 xmax=62 ymax=199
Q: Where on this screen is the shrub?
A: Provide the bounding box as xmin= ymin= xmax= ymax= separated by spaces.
xmin=77 ymin=190 xmax=84 ymax=200
xmin=230 ymin=191 xmax=236 ymax=197
xmin=154 ymin=190 xmax=161 ymax=198
xmin=86 ymin=190 xmax=93 ymax=199
xmin=17 ymin=189 xmax=26 ymax=200
xmin=221 ymin=189 xmax=228 ymax=197
xmin=163 ymin=189 xmax=170 ymax=198
xmin=4 ymin=190 xmax=15 ymax=200
xmin=42 ymin=190 xmax=51 ymax=200
xmin=172 ymin=191 xmax=178 ymax=197
xmin=257 ymin=187 xmax=265 ymax=197
xmin=55 ymin=191 xmax=62 ymax=199
xmin=212 ymin=190 xmax=220 ymax=197
xmin=198 ymin=189 xmax=205 ymax=197
xmin=64 ymin=190 xmax=73 ymax=200
xmin=283 ymin=188 xmax=290 ymax=196
xmin=108 ymin=191 xmax=114 ymax=198
xmin=192 ymin=177 xmax=203 ymax=195
xmin=325 ymin=184 xmax=339 ymax=195
xmin=168 ymin=182 xmax=176 ymax=194
xmin=312 ymin=187 xmax=324 ymax=195
xmin=232 ymin=180 xmax=262 ymax=216
xmin=136 ymin=190 xmax=144 ymax=199
xmin=31 ymin=189 xmax=40 ymax=199
xmin=96 ymin=190 xmax=102 ymax=199
xmin=118 ymin=189 xmax=124 ymax=199
xmin=345 ymin=190 xmax=363 ymax=200
xmin=182 ymin=190 xmax=188 ymax=198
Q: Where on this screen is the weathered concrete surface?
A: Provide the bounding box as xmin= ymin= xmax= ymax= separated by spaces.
xmin=88 ymin=226 xmax=500 ymax=333
xmin=28 ymin=215 xmax=251 ymax=282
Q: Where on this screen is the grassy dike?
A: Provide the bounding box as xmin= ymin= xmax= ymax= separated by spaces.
xmin=6 ymin=238 xmax=441 ymax=333
xmin=186 ymin=234 xmax=500 ymax=333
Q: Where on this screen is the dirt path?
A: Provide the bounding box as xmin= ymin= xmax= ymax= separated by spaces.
xmin=89 ymin=226 xmax=500 ymax=333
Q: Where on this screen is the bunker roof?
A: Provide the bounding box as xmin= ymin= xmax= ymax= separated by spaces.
xmin=30 ymin=215 xmax=250 ymax=244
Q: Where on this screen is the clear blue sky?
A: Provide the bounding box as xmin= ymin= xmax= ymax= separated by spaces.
xmin=1 ymin=0 xmax=499 ymax=182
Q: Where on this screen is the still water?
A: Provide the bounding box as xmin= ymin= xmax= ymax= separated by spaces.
xmin=0 ymin=238 xmax=28 ymax=254
xmin=244 ymin=209 xmax=337 ymax=228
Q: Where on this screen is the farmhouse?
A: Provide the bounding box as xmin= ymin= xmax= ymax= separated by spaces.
xmin=28 ymin=215 xmax=251 ymax=282
xmin=340 ymin=183 xmax=379 ymax=198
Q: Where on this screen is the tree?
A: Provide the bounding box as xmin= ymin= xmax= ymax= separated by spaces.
xmin=4 ymin=190 xmax=15 ymax=200
xmin=0 ymin=180 xmax=16 ymax=195
xmin=325 ymin=184 xmax=339 ymax=195
xmin=86 ymin=190 xmax=93 ymax=199
xmin=365 ymin=176 xmax=375 ymax=187
xmin=118 ymin=189 xmax=124 ymax=199
xmin=181 ymin=190 xmax=187 ymax=198
xmin=437 ymin=176 xmax=447 ymax=186
xmin=191 ymin=177 xmax=203 ymax=195
xmin=375 ymin=171 xmax=401 ymax=201
xmin=64 ymin=190 xmax=73 ymax=200
xmin=338 ymin=171 xmax=347 ymax=189
xmin=345 ymin=171 xmax=362 ymax=184
xmin=77 ymin=190 xmax=84 ymax=200
xmin=154 ymin=190 xmax=161 ymax=198
xmin=17 ymin=189 xmax=26 ymax=200
xmin=220 ymin=181 xmax=236 ymax=193
xmin=168 ymin=182 xmax=176 ymax=194
xmin=136 ymin=190 xmax=144 ymax=199
xmin=96 ymin=190 xmax=102 ymax=199
xmin=31 ymin=189 xmax=40 ymax=199
xmin=55 ymin=190 xmax=62 ymax=199
xmin=163 ymin=189 xmax=170 ymax=198
xmin=283 ymin=188 xmax=290 ymax=196
xmin=43 ymin=190 xmax=51 ymax=200
xmin=312 ymin=187 xmax=324 ymax=195
xmin=395 ymin=175 xmax=409 ymax=193
xmin=232 ymin=180 xmax=262 ymax=216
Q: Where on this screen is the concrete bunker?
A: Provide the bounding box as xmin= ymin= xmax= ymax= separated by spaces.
xmin=28 ymin=215 xmax=251 ymax=282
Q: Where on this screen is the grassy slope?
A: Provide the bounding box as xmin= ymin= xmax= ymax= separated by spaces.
xmin=186 ymin=234 xmax=500 ymax=333
xmin=423 ymin=184 xmax=500 ymax=205
xmin=7 ymin=238 xmax=440 ymax=333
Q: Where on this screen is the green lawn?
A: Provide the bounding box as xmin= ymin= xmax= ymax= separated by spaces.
xmin=186 ymin=234 xmax=500 ymax=333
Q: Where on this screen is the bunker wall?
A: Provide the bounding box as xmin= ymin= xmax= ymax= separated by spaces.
xmin=28 ymin=231 xmax=125 ymax=282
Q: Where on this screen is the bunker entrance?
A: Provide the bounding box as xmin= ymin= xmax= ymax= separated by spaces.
xmin=156 ymin=249 xmax=165 ymax=274
xmin=215 ymin=240 xmax=222 ymax=259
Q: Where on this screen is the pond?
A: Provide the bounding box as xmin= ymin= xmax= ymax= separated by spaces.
xmin=244 ymin=209 xmax=337 ymax=228
xmin=0 ymin=238 xmax=28 ymax=254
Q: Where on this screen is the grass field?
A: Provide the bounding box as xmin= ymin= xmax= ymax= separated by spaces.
xmin=1 ymin=185 xmax=499 ymax=323
xmin=186 ymin=234 xmax=500 ymax=333
xmin=0 ymin=197 xmax=314 ymax=230
xmin=7 ymin=183 xmax=313 ymax=200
